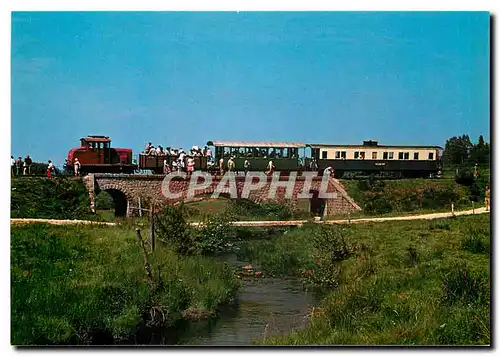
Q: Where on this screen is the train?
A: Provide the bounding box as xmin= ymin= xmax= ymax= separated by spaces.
xmin=65 ymin=136 xmax=443 ymax=178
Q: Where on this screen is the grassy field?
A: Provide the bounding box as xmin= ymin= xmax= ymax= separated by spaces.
xmin=236 ymin=214 xmax=490 ymax=345
xmin=11 ymin=223 xmax=240 ymax=345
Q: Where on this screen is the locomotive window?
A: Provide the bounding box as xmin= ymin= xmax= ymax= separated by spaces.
xmin=341 ymin=151 xmax=346 ymax=159
xmin=429 ymin=152 xmax=434 ymax=160
xmin=389 ymin=152 xmax=394 ymax=159
xmin=354 ymin=152 xmax=359 ymax=159
xmin=398 ymin=152 xmax=404 ymax=160
xmin=404 ymin=152 xmax=410 ymax=160
xmin=372 ymin=152 xmax=378 ymax=159
xmin=335 ymin=151 xmax=340 ymax=159
xmin=414 ymin=152 xmax=419 ymax=160
xmin=383 ymin=152 xmax=388 ymax=159
xmin=321 ymin=151 xmax=327 ymax=159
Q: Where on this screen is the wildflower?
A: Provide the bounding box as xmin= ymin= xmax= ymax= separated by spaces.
xmin=242 ymin=265 xmax=253 ymax=271
xmin=22 ymin=271 xmax=29 ymax=277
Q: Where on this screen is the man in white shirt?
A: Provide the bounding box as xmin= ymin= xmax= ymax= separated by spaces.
xmin=266 ymin=160 xmax=275 ymax=175
xmin=11 ymin=156 xmax=15 ymax=177
xmin=244 ymin=159 xmax=250 ymax=175
xmin=219 ymin=157 xmax=224 ymax=175
xmin=74 ymin=158 xmax=82 ymax=176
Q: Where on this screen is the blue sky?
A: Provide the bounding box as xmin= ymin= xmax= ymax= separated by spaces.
xmin=11 ymin=11 xmax=490 ymax=166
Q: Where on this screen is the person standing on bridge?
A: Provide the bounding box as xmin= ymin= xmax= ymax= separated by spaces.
xmin=24 ymin=154 xmax=32 ymax=175
xmin=11 ymin=156 xmax=15 ymax=177
xmin=15 ymin=157 xmax=22 ymax=176
xmin=74 ymin=158 xmax=81 ymax=176
xmin=187 ymin=156 xmax=195 ymax=177
xmin=219 ymin=157 xmax=224 ymax=175
xmin=266 ymin=159 xmax=275 ymax=176
xmin=244 ymin=159 xmax=251 ymax=175
xmin=46 ymin=160 xmax=55 ymax=178
xmin=227 ymin=157 xmax=235 ymax=173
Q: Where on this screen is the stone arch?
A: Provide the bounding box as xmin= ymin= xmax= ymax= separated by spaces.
xmin=96 ymin=183 xmax=134 ymax=217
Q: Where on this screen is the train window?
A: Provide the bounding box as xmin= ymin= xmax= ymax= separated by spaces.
xmin=389 ymin=152 xmax=394 ymax=159
xmin=354 ymin=152 xmax=359 ymax=159
xmin=398 ymin=152 xmax=404 ymax=160
xmin=404 ymin=152 xmax=409 ymax=160
xmin=383 ymin=152 xmax=388 ymax=159
xmin=322 ymin=151 xmax=327 ymax=159
xmin=372 ymin=152 xmax=377 ymax=159
xmin=335 ymin=151 xmax=340 ymax=159
xmin=360 ymin=152 xmax=365 ymax=160
xmin=341 ymin=151 xmax=346 ymax=159
xmin=414 ymin=152 xmax=419 ymax=160
xmin=429 ymin=152 xmax=434 ymax=160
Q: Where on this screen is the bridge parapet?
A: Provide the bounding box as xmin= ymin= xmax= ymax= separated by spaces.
xmin=84 ymin=173 xmax=361 ymax=217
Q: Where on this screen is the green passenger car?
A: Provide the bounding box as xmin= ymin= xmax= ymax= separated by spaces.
xmin=206 ymin=141 xmax=306 ymax=173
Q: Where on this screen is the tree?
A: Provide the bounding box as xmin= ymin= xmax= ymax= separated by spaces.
xmin=469 ymin=135 xmax=490 ymax=165
xmin=442 ymin=135 xmax=473 ymax=165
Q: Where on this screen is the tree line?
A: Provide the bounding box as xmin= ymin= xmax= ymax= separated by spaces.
xmin=441 ymin=135 xmax=490 ymax=166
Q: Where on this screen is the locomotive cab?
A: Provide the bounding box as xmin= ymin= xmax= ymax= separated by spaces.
xmin=80 ymin=136 xmax=112 ymax=165
xmin=67 ymin=135 xmax=136 ymax=175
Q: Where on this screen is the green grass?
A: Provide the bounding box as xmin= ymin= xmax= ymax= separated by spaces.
xmin=239 ymin=214 xmax=490 ymax=345
xmin=11 ymin=223 xmax=240 ymax=345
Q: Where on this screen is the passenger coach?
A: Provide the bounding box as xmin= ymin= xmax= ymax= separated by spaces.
xmin=306 ymin=140 xmax=442 ymax=178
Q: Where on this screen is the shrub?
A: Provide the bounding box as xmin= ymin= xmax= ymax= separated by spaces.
xmin=195 ymin=212 xmax=235 ymax=255
xmin=363 ymin=194 xmax=393 ymax=214
xmin=308 ymin=225 xmax=351 ymax=287
xmin=11 ymin=177 xmax=94 ymax=220
xmin=154 ymin=205 xmax=195 ymax=255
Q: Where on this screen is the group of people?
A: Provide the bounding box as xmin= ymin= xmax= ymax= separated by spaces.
xmin=10 ymin=155 xmax=33 ymax=176
xmin=161 ymin=151 xmax=198 ymax=176
xmin=143 ymin=142 xmax=213 ymax=161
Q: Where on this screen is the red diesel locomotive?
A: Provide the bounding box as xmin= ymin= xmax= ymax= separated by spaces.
xmin=65 ymin=136 xmax=136 ymax=174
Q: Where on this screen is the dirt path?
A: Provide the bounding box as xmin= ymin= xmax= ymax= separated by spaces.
xmin=10 ymin=218 xmax=118 ymax=226
xmin=11 ymin=207 xmax=489 ymax=227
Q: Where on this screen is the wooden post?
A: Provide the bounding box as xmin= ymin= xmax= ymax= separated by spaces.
xmin=472 ymin=201 xmax=475 ymax=214
xmin=138 ymin=197 xmax=143 ymax=217
xmin=149 ymin=205 xmax=155 ymax=252
xmin=451 ymin=203 xmax=454 ymax=216
xmin=135 ymin=228 xmax=153 ymax=282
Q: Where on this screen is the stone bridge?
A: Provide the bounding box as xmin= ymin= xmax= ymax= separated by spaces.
xmin=83 ymin=173 xmax=361 ymax=217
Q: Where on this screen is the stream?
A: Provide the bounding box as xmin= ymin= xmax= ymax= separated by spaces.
xmin=174 ymin=253 xmax=317 ymax=346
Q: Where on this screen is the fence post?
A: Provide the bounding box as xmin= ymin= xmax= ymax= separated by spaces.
xmin=138 ymin=197 xmax=142 ymax=217
xmin=149 ymin=205 xmax=155 ymax=252
xmin=135 ymin=228 xmax=153 ymax=282
xmin=451 ymin=203 xmax=454 ymax=216
xmin=472 ymin=201 xmax=475 ymax=214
